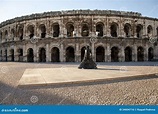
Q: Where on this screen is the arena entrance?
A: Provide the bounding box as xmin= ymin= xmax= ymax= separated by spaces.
xmin=5 ymin=50 xmax=7 ymax=61
xmin=66 ymin=46 xmax=75 ymax=62
xmin=96 ymin=46 xmax=105 ymax=62
xmin=81 ymin=47 xmax=86 ymax=61
xmin=111 ymin=47 xmax=119 ymax=62
xmin=10 ymin=49 xmax=14 ymax=61
xmin=27 ymin=48 xmax=34 ymax=62
xmin=125 ymin=47 xmax=132 ymax=62
xmin=137 ymin=47 xmax=144 ymax=61
xmin=51 ymin=47 xmax=60 ymax=62
xmin=148 ymin=47 xmax=154 ymax=61
xmin=39 ymin=48 xmax=46 ymax=62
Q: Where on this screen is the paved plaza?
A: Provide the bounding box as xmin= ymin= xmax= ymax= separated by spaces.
xmin=0 ymin=62 xmax=158 ymax=105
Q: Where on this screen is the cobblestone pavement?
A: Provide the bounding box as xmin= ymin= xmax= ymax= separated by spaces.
xmin=0 ymin=62 xmax=158 ymax=105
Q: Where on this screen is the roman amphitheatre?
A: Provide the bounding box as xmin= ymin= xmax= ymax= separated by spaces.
xmin=0 ymin=10 xmax=158 ymax=105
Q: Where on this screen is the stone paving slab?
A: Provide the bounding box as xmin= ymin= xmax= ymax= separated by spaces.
xmin=18 ymin=66 xmax=158 ymax=87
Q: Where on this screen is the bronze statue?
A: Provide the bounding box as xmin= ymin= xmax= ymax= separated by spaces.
xmin=78 ymin=45 xmax=97 ymax=69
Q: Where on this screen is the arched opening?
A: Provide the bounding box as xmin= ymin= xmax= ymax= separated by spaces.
xmin=111 ymin=47 xmax=119 ymax=62
xmin=136 ymin=24 xmax=143 ymax=38
xmin=27 ymin=25 xmax=34 ymax=38
xmin=81 ymin=24 xmax=89 ymax=36
xmin=39 ymin=24 xmax=46 ymax=38
xmin=137 ymin=47 xmax=144 ymax=61
xmin=96 ymin=23 xmax=104 ymax=37
xmin=0 ymin=50 xmax=2 ymax=61
xmin=96 ymin=46 xmax=105 ymax=62
xmin=27 ymin=48 xmax=34 ymax=62
xmin=147 ymin=25 xmax=153 ymax=37
xmin=10 ymin=49 xmax=14 ymax=61
xmin=5 ymin=49 xmax=7 ymax=61
xmin=125 ymin=47 xmax=132 ymax=62
xmin=39 ymin=48 xmax=46 ymax=62
xmin=5 ymin=30 xmax=8 ymax=41
xmin=51 ymin=47 xmax=60 ymax=62
xmin=18 ymin=49 xmax=23 ymax=62
xmin=11 ymin=29 xmax=15 ymax=41
xmin=53 ymin=23 xmax=60 ymax=37
xmin=110 ymin=23 xmax=118 ymax=37
xmin=67 ymin=23 xmax=74 ymax=37
xmin=148 ymin=47 xmax=154 ymax=61
xmin=81 ymin=47 xmax=86 ymax=61
xmin=18 ymin=25 xmax=23 ymax=40
xmin=66 ymin=46 xmax=75 ymax=62
xmin=124 ymin=23 xmax=131 ymax=37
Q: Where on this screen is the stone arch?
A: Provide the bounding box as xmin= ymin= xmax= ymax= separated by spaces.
xmin=52 ymin=23 xmax=60 ymax=37
xmin=51 ymin=47 xmax=60 ymax=62
xmin=39 ymin=47 xmax=46 ymax=62
xmin=111 ymin=46 xmax=119 ymax=62
xmin=148 ymin=47 xmax=154 ymax=61
xmin=39 ymin=24 xmax=46 ymax=38
xmin=17 ymin=25 xmax=24 ymax=40
xmin=27 ymin=48 xmax=34 ymax=62
xmin=10 ymin=49 xmax=14 ymax=61
xmin=147 ymin=25 xmax=153 ymax=37
xmin=96 ymin=46 xmax=105 ymax=62
xmin=136 ymin=24 xmax=143 ymax=38
xmin=81 ymin=23 xmax=89 ymax=37
xmin=110 ymin=22 xmax=118 ymax=37
xmin=27 ymin=25 xmax=34 ymax=38
xmin=137 ymin=46 xmax=144 ymax=61
xmin=66 ymin=46 xmax=75 ymax=62
xmin=124 ymin=23 xmax=131 ymax=37
xmin=66 ymin=22 xmax=74 ymax=37
xmin=96 ymin=22 xmax=104 ymax=36
xmin=125 ymin=46 xmax=132 ymax=62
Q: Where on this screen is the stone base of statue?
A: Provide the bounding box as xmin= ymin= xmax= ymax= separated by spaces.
xmin=78 ymin=46 xmax=97 ymax=69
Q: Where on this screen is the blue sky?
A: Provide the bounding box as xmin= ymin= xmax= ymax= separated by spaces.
xmin=0 ymin=0 xmax=158 ymax=23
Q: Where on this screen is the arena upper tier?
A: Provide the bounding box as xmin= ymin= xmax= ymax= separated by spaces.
xmin=0 ymin=10 xmax=158 ymax=62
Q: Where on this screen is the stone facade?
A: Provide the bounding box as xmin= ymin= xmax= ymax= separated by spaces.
xmin=0 ymin=10 xmax=158 ymax=62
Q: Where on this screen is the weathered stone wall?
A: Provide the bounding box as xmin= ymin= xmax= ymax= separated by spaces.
xmin=0 ymin=10 xmax=157 ymax=62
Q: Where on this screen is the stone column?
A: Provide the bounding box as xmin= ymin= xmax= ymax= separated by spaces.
xmin=23 ymin=45 xmax=27 ymax=62
xmin=144 ymin=45 xmax=148 ymax=61
xmin=133 ymin=45 xmax=137 ymax=61
xmin=14 ymin=46 xmax=18 ymax=61
xmin=106 ymin=18 xmax=111 ymax=37
xmin=91 ymin=43 xmax=95 ymax=61
xmin=104 ymin=46 xmax=107 ymax=62
xmin=75 ymin=43 xmax=80 ymax=62
xmin=60 ymin=44 xmax=64 ymax=62
xmin=120 ymin=46 xmax=125 ymax=62
xmin=46 ymin=44 xmax=49 ymax=62
xmin=33 ymin=45 xmax=37 ymax=62
xmin=107 ymin=44 xmax=111 ymax=62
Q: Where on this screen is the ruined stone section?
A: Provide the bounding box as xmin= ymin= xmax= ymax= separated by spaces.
xmin=0 ymin=9 xmax=158 ymax=62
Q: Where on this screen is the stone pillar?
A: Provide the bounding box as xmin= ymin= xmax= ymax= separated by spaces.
xmin=60 ymin=44 xmax=64 ymax=62
xmin=78 ymin=21 xmax=82 ymax=37
xmin=104 ymin=46 xmax=107 ymax=62
xmin=33 ymin=45 xmax=38 ymax=62
xmin=106 ymin=19 xmax=111 ymax=37
xmin=75 ymin=43 xmax=80 ymax=62
xmin=91 ymin=43 xmax=95 ymax=61
xmin=120 ymin=46 xmax=125 ymax=62
xmin=144 ymin=45 xmax=148 ymax=61
xmin=14 ymin=46 xmax=18 ymax=61
xmin=23 ymin=45 xmax=27 ymax=62
xmin=133 ymin=45 xmax=137 ymax=61
xmin=107 ymin=44 xmax=111 ymax=62
xmin=143 ymin=24 xmax=146 ymax=38
xmin=46 ymin=44 xmax=49 ymax=62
